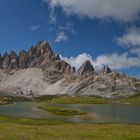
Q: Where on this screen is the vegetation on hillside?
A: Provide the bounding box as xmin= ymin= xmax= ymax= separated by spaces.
xmin=36 ymin=93 xmax=140 ymax=104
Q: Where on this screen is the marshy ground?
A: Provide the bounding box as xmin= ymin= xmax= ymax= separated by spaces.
xmin=0 ymin=94 xmax=140 ymax=140
xmin=0 ymin=115 xmax=140 ymax=140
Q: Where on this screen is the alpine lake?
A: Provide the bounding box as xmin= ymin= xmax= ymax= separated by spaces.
xmin=0 ymin=95 xmax=140 ymax=140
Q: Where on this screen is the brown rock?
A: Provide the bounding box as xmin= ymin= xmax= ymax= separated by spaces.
xmin=8 ymin=51 xmax=19 ymax=70
xmin=72 ymin=67 xmax=76 ymax=73
xmin=101 ymin=66 xmax=112 ymax=74
xmin=77 ymin=60 xmax=94 ymax=76
xmin=65 ymin=64 xmax=72 ymax=76
xmin=27 ymin=41 xmax=54 ymax=67
xmin=18 ymin=50 xmax=28 ymax=69
xmin=0 ymin=54 xmax=2 ymax=69
xmin=54 ymin=61 xmax=62 ymax=71
xmin=53 ymin=54 xmax=60 ymax=61
xmin=35 ymin=41 xmax=53 ymax=59
xmin=2 ymin=52 xmax=10 ymax=69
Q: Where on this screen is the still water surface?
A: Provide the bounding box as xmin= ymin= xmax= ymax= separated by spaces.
xmin=0 ymin=102 xmax=140 ymax=124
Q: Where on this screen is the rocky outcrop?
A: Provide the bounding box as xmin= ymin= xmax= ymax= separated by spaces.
xmin=0 ymin=41 xmax=139 ymax=98
xmin=2 ymin=52 xmax=10 ymax=69
xmin=0 ymin=41 xmax=73 ymax=73
xmin=8 ymin=51 xmax=19 ymax=70
xmin=43 ymin=60 xmax=74 ymax=84
xmin=53 ymin=54 xmax=61 ymax=61
xmin=77 ymin=60 xmax=95 ymax=76
xmin=18 ymin=50 xmax=28 ymax=69
xmin=74 ymin=72 xmax=140 ymax=98
xmin=27 ymin=41 xmax=53 ymax=67
xmin=100 ymin=66 xmax=112 ymax=74
xmin=0 ymin=41 xmax=55 ymax=70
xmin=0 ymin=54 xmax=2 ymax=69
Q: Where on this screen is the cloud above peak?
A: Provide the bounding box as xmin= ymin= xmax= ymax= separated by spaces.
xmin=44 ymin=0 xmax=140 ymax=22
xmin=41 ymin=0 xmax=140 ymax=72
xmin=61 ymin=52 xmax=140 ymax=71
xmin=117 ymin=27 xmax=140 ymax=47
xmin=55 ymin=31 xmax=68 ymax=43
xmin=117 ymin=27 xmax=140 ymax=57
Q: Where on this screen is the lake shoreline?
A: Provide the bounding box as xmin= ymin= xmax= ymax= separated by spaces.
xmin=0 ymin=115 xmax=139 ymax=140
xmin=1 ymin=93 xmax=140 ymax=105
xmin=0 ymin=95 xmax=140 ymax=139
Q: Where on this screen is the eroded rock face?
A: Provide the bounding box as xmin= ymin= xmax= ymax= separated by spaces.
xmin=53 ymin=54 xmax=60 ymax=61
xmin=8 ymin=51 xmax=19 ymax=70
xmin=2 ymin=52 xmax=10 ymax=69
xmin=72 ymin=67 xmax=76 ymax=73
xmin=0 ymin=41 xmax=55 ymax=70
xmin=77 ymin=60 xmax=95 ymax=76
xmin=0 ymin=41 xmax=74 ymax=83
xmin=18 ymin=50 xmax=28 ymax=69
xmin=100 ymin=66 xmax=112 ymax=74
xmin=34 ymin=41 xmax=53 ymax=59
xmin=76 ymin=72 xmax=140 ymax=98
xmin=27 ymin=41 xmax=54 ymax=68
xmin=0 ymin=40 xmax=140 ymax=98
xmin=43 ymin=60 xmax=74 ymax=83
xmin=0 ymin=54 xmax=2 ymax=69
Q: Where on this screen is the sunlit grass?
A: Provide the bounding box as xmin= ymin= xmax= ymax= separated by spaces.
xmin=119 ymin=93 xmax=140 ymax=104
xmin=45 ymin=95 xmax=110 ymax=104
xmin=36 ymin=93 xmax=140 ymax=104
xmin=0 ymin=115 xmax=139 ymax=140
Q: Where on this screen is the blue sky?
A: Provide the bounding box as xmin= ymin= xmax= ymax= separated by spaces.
xmin=0 ymin=0 xmax=140 ymax=79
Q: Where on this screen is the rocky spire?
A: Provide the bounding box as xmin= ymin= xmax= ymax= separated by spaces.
xmin=100 ymin=66 xmax=112 ymax=74
xmin=0 ymin=54 xmax=2 ymax=69
xmin=2 ymin=52 xmax=10 ymax=69
xmin=18 ymin=50 xmax=28 ymax=69
xmin=8 ymin=51 xmax=19 ymax=70
xmin=27 ymin=41 xmax=54 ymax=67
xmin=77 ymin=60 xmax=95 ymax=76
xmin=53 ymin=54 xmax=60 ymax=61
xmin=34 ymin=41 xmax=53 ymax=59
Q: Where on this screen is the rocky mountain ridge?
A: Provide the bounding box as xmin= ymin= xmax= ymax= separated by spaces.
xmin=0 ymin=41 xmax=140 ymax=98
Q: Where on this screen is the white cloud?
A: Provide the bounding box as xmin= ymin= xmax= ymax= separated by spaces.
xmin=93 ymin=53 xmax=140 ymax=69
xmin=117 ymin=27 xmax=140 ymax=57
xmin=59 ymin=23 xmax=76 ymax=35
xmin=49 ymin=7 xmax=57 ymax=24
xmin=60 ymin=53 xmax=93 ymax=70
xmin=117 ymin=27 xmax=140 ymax=46
xmin=30 ymin=25 xmax=40 ymax=31
xmin=44 ymin=0 xmax=140 ymax=22
xmin=42 ymin=0 xmax=140 ymax=70
xmin=55 ymin=31 xmax=68 ymax=43
xmin=61 ymin=53 xmax=140 ymax=70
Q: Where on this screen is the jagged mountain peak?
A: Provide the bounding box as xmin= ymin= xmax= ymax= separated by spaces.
xmin=32 ymin=41 xmax=52 ymax=53
xmin=100 ymin=66 xmax=112 ymax=74
xmin=0 ymin=41 xmax=140 ymax=98
xmin=0 ymin=41 xmax=55 ymax=70
xmin=28 ymin=41 xmax=53 ymax=58
xmin=77 ymin=60 xmax=95 ymax=76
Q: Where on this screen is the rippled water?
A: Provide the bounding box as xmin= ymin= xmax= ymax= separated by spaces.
xmin=0 ymin=102 xmax=140 ymax=124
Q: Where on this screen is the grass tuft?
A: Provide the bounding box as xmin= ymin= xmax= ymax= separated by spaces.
xmin=0 ymin=96 xmax=14 ymax=105
xmin=39 ymin=105 xmax=86 ymax=116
